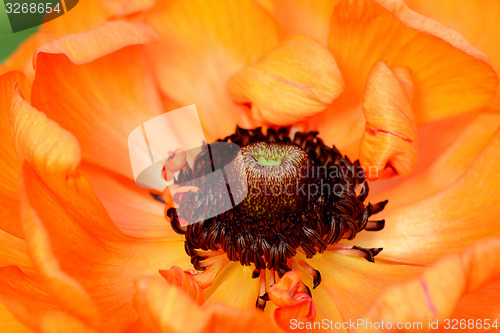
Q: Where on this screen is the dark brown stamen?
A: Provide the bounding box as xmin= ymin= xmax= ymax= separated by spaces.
xmin=163 ymin=126 xmax=388 ymax=279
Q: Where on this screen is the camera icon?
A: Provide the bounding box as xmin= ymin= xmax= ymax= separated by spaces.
xmin=128 ymin=105 xmax=248 ymax=225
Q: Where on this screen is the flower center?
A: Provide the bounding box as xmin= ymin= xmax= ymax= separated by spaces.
xmin=238 ymin=142 xmax=314 ymax=219
xmin=162 ymin=127 xmax=387 ymax=277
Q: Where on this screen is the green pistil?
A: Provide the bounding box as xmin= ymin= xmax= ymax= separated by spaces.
xmin=254 ymin=156 xmax=283 ymax=166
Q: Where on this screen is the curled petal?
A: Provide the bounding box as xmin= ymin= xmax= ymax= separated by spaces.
xmin=159 ymin=266 xmax=204 ymax=305
xmin=363 ymin=239 xmax=500 ymax=327
xmin=31 ymin=21 xmax=163 ymax=179
xmin=268 ymin=270 xmax=303 ymax=307
xmin=268 ymin=271 xmax=316 ymax=331
xmin=0 ymin=71 xmax=30 ymax=238
xmin=360 ymin=123 xmax=500 ymax=264
xmin=228 ymin=35 xmax=344 ymax=126
xmin=360 ymin=61 xmax=417 ymax=179
xmin=273 ymin=292 xmax=316 ymax=332
xmin=11 ymin=85 xmax=80 ymax=176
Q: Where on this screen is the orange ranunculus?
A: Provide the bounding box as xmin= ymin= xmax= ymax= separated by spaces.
xmin=1 ymin=0 xmax=500 ymax=332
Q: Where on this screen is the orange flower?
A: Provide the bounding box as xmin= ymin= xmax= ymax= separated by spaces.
xmin=1 ymin=0 xmax=500 ymax=332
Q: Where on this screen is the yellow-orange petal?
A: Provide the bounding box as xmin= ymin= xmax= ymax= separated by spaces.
xmin=134 ymin=276 xmax=279 ymax=333
xmin=310 ymin=252 xmax=421 ymax=324
xmin=0 ymin=266 xmax=95 ymax=333
xmin=358 ymin=122 xmax=500 ymax=265
xmin=362 ymin=239 xmax=500 ymax=328
xmin=159 ymin=266 xmax=204 ymax=305
xmin=406 ymin=0 xmax=500 ymax=109
xmin=328 ymin=0 xmax=498 ymax=124
xmin=360 ymin=61 xmax=417 ymax=179
xmin=265 ymin=0 xmax=338 ymax=45
xmin=268 ymin=270 xmax=303 ymax=307
xmin=0 ymin=71 xmax=30 ymax=238
xmin=81 ymin=163 xmax=180 ymax=240
xmin=228 ymin=35 xmax=344 ymax=126
xmin=31 ymin=21 xmax=163 ymax=179
xmin=143 ymin=0 xmax=280 ymax=140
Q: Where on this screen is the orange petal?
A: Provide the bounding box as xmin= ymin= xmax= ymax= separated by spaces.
xmin=310 ymin=252 xmax=421 ymax=323
xmin=18 ymin=172 xmax=101 ymax=329
xmin=328 ymin=0 xmax=498 ymax=124
xmin=143 ymin=0 xmax=280 ymax=140
xmin=21 ymin=159 xmax=190 ymax=330
xmin=267 ymin=271 xmax=316 ymax=331
xmin=366 ymin=110 xmax=500 ymax=210
xmin=0 ymin=71 xmax=30 ymax=238
xmin=134 ymin=276 xmax=278 ymax=333
xmin=4 ymin=36 xmax=38 ymax=80
xmin=31 ymin=21 xmax=163 ymax=179
xmin=0 ymin=266 xmax=94 ymax=333
xmin=12 ymin=88 xmax=190 ymax=329
xmin=0 ymin=229 xmax=31 ymax=271
xmin=159 ymin=266 xmax=204 ymax=305
xmin=360 ymin=61 xmax=417 ymax=179
xmin=358 ymin=121 xmax=500 ymax=265
xmin=228 ymin=35 xmax=344 ymax=126
xmin=406 ymin=0 xmax=500 ymax=109
xmin=39 ymin=0 xmax=155 ymax=41
xmin=363 ymin=239 xmax=500 ymax=327
xmin=204 ymin=263 xmax=258 ymax=309
xmin=263 ymin=0 xmax=338 ymax=44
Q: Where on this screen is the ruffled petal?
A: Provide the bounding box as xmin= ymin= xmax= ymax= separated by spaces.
xmin=327 ymin=0 xmax=498 ymax=123
xmin=363 ymin=239 xmax=500 ymax=328
xmin=143 ymin=0 xmax=280 ymax=140
xmin=39 ymin=0 xmax=155 ymax=41
xmin=357 ymin=121 xmax=500 ymax=264
xmin=228 ymin=35 xmax=344 ymax=126
xmin=360 ymin=61 xmax=417 ymax=179
xmin=406 ymin=0 xmax=500 ymax=109
xmin=18 ymin=176 xmax=101 ymax=329
xmin=0 ymin=266 xmax=94 ymax=333
xmin=31 ymin=21 xmax=163 ymax=179
xmin=12 ymin=88 xmax=190 ymax=330
xmin=134 ymin=276 xmax=278 ymax=333
xmin=0 ymin=71 xmax=30 ymax=238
